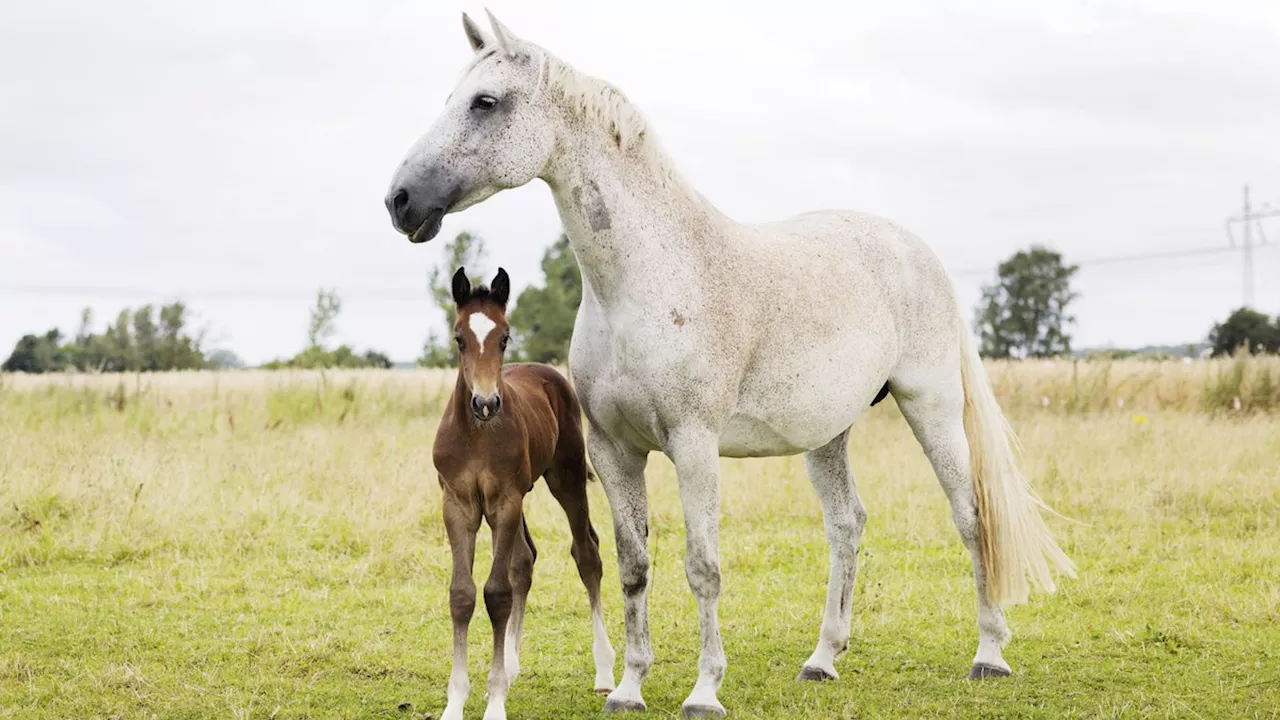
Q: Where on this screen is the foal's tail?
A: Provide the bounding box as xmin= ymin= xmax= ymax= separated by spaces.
xmin=958 ymin=319 xmax=1077 ymax=607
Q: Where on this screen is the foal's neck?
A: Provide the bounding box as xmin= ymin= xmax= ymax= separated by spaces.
xmin=542 ymin=130 xmax=732 ymax=306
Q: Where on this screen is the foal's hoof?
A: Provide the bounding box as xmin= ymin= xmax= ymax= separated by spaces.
xmin=968 ymin=663 xmax=1012 ymax=680
xmin=603 ymin=697 xmax=647 ymax=713
xmin=796 ymin=665 xmax=838 ymax=682
xmin=681 ymin=702 xmax=727 ymax=719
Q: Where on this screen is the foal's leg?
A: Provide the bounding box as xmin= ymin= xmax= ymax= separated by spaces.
xmin=481 ymin=493 xmax=526 ymax=720
xmin=503 ymin=515 xmax=536 ymax=685
xmin=895 ymin=379 xmax=1013 ymax=678
xmin=588 ymin=427 xmax=652 ymax=713
xmin=546 ymin=463 xmax=617 ymax=693
xmin=441 ymin=491 xmax=482 ymax=720
xmin=666 ymin=426 xmax=727 ymax=719
xmin=798 ymin=429 xmax=867 ymax=681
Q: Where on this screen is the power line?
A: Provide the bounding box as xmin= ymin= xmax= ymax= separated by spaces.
xmin=2 ymin=237 xmax=1276 ymax=300
xmin=949 ymin=243 xmax=1264 ymax=277
xmin=0 ymin=284 xmax=430 ymax=304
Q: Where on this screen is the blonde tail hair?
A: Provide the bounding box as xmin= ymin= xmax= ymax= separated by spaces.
xmin=958 ymin=320 xmax=1077 ymax=606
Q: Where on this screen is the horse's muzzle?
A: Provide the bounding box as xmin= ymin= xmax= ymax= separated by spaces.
xmin=384 ymin=167 xmax=461 ymax=243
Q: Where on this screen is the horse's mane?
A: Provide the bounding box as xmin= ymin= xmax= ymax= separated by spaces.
xmin=542 ymin=52 xmax=696 ymax=195
xmin=544 ymin=55 xmax=649 ymax=153
xmin=462 ymin=42 xmax=703 ymax=198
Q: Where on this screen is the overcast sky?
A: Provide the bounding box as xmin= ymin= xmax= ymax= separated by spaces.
xmin=3 ymin=0 xmax=1278 ymax=364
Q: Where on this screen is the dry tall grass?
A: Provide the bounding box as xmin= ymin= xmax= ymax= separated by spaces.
xmin=1 ymin=360 xmax=1277 ymax=717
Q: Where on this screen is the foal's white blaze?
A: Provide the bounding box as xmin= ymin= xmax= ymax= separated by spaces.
xmin=469 ymin=312 xmax=497 ymax=354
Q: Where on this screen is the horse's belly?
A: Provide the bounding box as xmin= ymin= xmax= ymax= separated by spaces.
xmin=723 ymin=344 xmax=894 ymax=457
xmin=717 ymin=414 xmax=811 ymax=458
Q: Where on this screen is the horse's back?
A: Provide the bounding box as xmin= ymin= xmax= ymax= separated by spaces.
xmin=749 ymin=209 xmax=960 ymax=344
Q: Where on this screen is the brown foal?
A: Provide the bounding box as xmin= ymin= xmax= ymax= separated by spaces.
xmin=434 ymin=267 xmax=615 ymax=720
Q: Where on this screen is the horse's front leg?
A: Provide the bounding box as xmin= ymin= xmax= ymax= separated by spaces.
xmin=441 ymin=489 xmax=482 ymax=720
xmin=481 ymin=491 xmax=525 ymax=720
xmin=666 ymin=426 xmax=727 ymax=719
xmin=589 ymin=427 xmax=652 ymax=713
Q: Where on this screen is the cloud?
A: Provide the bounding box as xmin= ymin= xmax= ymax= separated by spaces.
xmin=2 ymin=0 xmax=1278 ymax=363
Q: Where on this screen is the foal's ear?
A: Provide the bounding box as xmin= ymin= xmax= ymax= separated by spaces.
xmin=452 ymin=267 xmax=472 ymax=306
xmin=491 ymin=267 xmax=511 ymax=307
xmin=461 ymin=12 xmax=491 ymax=53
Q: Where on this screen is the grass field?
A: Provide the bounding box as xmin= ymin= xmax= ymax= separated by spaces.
xmin=2 ymin=361 xmax=1278 ymax=719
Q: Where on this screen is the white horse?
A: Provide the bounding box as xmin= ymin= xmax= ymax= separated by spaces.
xmin=386 ymin=12 xmax=1075 ymax=719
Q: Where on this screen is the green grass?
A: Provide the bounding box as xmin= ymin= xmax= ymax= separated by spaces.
xmin=1 ymin=370 xmax=1278 ymax=718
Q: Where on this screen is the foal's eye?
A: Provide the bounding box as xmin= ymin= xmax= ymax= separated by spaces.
xmin=454 ymin=335 xmax=465 ymax=350
xmin=499 ymin=335 xmax=510 ymax=352
xmin=470 ymin=94 xmax=498 ymax=111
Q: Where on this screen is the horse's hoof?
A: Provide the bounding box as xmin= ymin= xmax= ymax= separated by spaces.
xmin=595 ymin=686 xmax=615 ymax=696
xmin=681 ymin=703 xmax=727 ymax=719
xmin=968 ymin=663 xmax=1011 ymax=680
xmin=796 ymin=665 xmax=837 ymax=682
xmin=603 ymin=697 xmax=647 ymax=713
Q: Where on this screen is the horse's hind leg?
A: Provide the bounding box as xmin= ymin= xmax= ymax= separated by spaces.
xmin=504 ymin=514 xmax=536 ymax=685
xmin=798 ymin=428 xmax=866 ymax=681
xmin=893 ymin=373 xmax=1012 ymax=678
xmin=546 ymin=453 xmax=617 ymax=694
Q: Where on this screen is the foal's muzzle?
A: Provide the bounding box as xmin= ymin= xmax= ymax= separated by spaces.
xmin=471 ymin=393 xmax=502 ymax=421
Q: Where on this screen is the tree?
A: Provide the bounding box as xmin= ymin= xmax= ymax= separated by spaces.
xmin=307 ymin=289 xmax=342 ymax=350
xmin=508 ymin=234 xmax=582 ymax=364
xmin=419 ymin=231 xmax=488 ymax=367
xmin=155 ymin=302 xmax=207 ymax=370
xmin=974 ymin=246 xmax=1079 ymax=358
xmin=133 ymin=305 xmax=159 ymax=371
xmin=262 ymin=289 xmax=392 ymax=369
xmin=2 ymin=330 xmax=68 ymax=373
xmin=206 ymin=348 xmax=246 ymax=369
xmin=1209 ymin=308 xmax=1279 ymax=357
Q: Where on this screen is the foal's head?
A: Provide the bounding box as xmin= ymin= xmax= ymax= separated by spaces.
xmin=451 ymin=267 xmax=512 ymax=422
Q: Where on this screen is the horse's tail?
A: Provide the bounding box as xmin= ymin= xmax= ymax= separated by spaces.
xmin=958 ymin=317 xmax=1076 ymax=607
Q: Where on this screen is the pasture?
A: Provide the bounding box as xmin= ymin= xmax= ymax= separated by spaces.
xmin=1 ymin=360 xmax=1278 ymax=719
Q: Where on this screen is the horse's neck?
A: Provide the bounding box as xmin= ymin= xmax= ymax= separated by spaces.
xmin=544 ymin=136 xmax=731 ymax=307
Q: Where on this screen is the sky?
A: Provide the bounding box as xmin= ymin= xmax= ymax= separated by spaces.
xmin=2 ymin=0 xmax=1279 ymax=364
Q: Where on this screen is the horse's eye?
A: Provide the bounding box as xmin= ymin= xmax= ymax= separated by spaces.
xmin=454 ymin=335 xmax=465 ymax=350
xmin=471 ymin=94 xmax=498 ymax=111
xmin=500 ymin=335 xmax=510 ymax=352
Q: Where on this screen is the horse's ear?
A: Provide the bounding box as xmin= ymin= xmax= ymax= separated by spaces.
xmin=491 ymin=267 xmax=511 ymax=307
xmin=484 ymin=8 xmax=519 ymax=57
xmin=452 ymin=267 xmax=471 ymax=306
xmin=461 ymin=12 xmax=491 ymax=53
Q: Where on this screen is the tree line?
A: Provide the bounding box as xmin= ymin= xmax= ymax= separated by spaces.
xmin=6 ymin=238 xmax=1277 ymax=373
xmin=2 ymin=305 xmax=209 ymax=373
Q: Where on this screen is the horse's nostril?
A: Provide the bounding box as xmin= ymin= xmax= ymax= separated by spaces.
xmin=391 ymin=188 xmax=409 ymax=213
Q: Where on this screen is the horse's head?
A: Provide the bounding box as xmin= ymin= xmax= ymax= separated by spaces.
xmin=385 ymin=12 xmax=555 ymax=243
xmin=451 ymin=266 xmax=512 ymax=422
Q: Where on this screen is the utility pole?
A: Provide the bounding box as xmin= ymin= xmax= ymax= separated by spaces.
xmin=1226 ymin=184 xmax=1278 ymax=308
